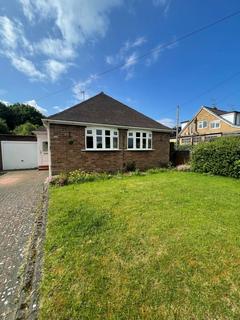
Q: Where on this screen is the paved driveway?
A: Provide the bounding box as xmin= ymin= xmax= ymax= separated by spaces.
xmin=0 ymin=170 xmax=48 ymax=320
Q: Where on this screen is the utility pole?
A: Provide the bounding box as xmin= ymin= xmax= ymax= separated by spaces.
xmin=176 ymin=105 xmax=180 ymax=149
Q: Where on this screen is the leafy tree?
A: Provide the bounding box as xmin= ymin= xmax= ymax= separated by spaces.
xmin=0 ymin=118 xmax=9 ymax=134
xmin=14 ymin=122 xmax=38 ymax=136
xmin=0 ymin=102 xmax=11 ymax=126
xmin=8 ymin=104 xmax=44 ymax=130
xmin=0 ymin=101 xmax=44 ymax=130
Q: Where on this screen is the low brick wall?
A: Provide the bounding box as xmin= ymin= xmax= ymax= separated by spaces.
xmin=49 ymin=124 xmax=170 ymax=174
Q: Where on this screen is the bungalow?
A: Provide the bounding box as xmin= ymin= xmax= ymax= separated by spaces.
xmin=35 ymin=92 xmax=171 ymax=176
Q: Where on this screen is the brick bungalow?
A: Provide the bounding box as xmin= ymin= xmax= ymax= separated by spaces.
xmin=40 ymin=92 xmax=171 ymax=176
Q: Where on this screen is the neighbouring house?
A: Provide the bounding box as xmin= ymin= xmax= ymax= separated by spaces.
xmin=179 ymin=106 xmax=240 ymax=145
xmin=35 ymin=92 xmax=171 ymax=175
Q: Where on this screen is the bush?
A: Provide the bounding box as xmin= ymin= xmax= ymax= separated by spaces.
xmin=124 ymin=161 xmax=136 ymax=172
xmin=191 ymin=136 xmax=240 ymax=178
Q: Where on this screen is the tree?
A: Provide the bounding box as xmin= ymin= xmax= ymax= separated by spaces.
xmin=0 ymin=101 xmax=44 ymax=131
xmin=14 ymin=122 xmax=38 ymax=136
xmin=0 ymin=118 xmax=9 ymax=134
xmin=8 ymin=103 xmax=44 ymax=130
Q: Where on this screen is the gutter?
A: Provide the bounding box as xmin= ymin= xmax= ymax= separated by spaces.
xmin=42 ymin=119 xmax=172 ymax=133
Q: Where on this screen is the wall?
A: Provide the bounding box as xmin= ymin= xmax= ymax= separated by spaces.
xmin=49 ymin=124 xmax=170 ymax=175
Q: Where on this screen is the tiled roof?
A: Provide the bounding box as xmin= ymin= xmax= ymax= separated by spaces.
xmin=47 ymin=92 xmax=171 ymax=131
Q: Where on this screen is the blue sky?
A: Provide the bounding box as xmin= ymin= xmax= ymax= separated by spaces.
xmin=0 ymin=0 xmax=240 ymax=127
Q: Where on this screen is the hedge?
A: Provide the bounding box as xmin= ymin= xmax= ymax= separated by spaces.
xmin=191 ymin=136 xmax=240 ymax=178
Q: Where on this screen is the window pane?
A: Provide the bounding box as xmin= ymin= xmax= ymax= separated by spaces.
xmin=128 ymin=138 xmax=133 ymax=148
xmin=97 ymin=136 xmax=102 ymax=148
xmin=142 ymin=138 xmax=146 ymax=148
xmin=42 ymin=141 xmax=48 ymax=152
xmin=86 ymin=136 xmax=93 ymax=148
xmin=128 ymin=132 xmax=133 ymax=137
xmin=87 ymin=129 xmax=92 ymax=134
xmin=136 ymin=138 xmax=141 ymax=148
xmin=113 ymin=137 xmax=118 ymax=148
xmin=136 ymin=132 xmax=141 ymax=137
xmin=143 ymin=133 xmax=146 ymax=138
xmin=149 ymin=133 xmax=152 ymax=138
xmin=105 ymin=136 xmax=111 ymax=148
xmin=148 ymin=138 xmax=152 ymax=149
xmin=96 ymin=129 xmax=102 ymax=135
xmin=105 ymin=130 xmax=110 ymax=136
xmin=114 ymin=131 xmax=118 ymax=136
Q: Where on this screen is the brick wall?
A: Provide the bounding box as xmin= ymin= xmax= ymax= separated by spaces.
xmin=49 ymin=124 xmax=170 ymax=175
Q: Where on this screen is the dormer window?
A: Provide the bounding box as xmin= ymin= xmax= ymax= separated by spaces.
xmin=198 ymin=120 xmax=208 ymax=129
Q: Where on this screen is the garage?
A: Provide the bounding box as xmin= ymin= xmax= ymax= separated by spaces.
xmin=0 ymin=135 xmax=38 ymax=171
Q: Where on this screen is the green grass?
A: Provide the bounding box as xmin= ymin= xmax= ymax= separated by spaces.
xmin=40 ymin=172 xmax=240 ymax=319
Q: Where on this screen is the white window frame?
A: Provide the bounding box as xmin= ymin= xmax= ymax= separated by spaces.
xmin=85 ymin=127 xmax=119 ymax=150
xmin=127 ymin=130 xmax=152 ymax=150
xmin=210 ymin=120 xmax=220 ymax=129
xmin=198 ymin=120 xmax=208 ymax=129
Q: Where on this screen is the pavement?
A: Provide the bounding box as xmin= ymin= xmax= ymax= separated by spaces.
xmin=0 ymin=170 xmax=48 ymax=320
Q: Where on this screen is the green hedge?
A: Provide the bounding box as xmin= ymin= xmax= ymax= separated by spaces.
xmin=191 ymin=136 xmax=240 ymax=178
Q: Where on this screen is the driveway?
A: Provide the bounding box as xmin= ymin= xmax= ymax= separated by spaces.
xmin=0 ymin=170 xmax=48 ymax=320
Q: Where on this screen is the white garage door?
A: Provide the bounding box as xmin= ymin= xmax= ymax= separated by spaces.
xmin=1 ymin=141 xmax=38 ymax=170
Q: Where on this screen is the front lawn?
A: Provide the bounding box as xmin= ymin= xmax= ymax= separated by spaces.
xmin=40 ymin=172 xmax=240 ymax=319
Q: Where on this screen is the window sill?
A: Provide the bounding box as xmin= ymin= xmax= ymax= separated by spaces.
xmin=82 ymin=149 xmax=122 ymax=152
xmin=127 ymin=149 xmax=154 ymax=151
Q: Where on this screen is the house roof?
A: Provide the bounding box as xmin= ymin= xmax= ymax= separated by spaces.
xmin=47 ymin=92 xmax=170 ymax=131
xmin=204 ymin=106 xmax=240 ymax=116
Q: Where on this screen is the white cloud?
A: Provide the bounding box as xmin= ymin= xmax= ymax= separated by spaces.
xmin=0 ymin=100 xmax=10 ymax=106
xmin=44 ymin=59 xmax=69 ymax=81
xmin=24 ymin=99 xmax=48 ymax=115
xmin=158 ymin=118 xmax=175 ymax=128
xmin=20 ymin=0 xmax=123 ymax=46
xmin=152 ymin=0 xmax=171 ymax=15
xmin=122 ymin=52 xmax=138 ymax=69
xmin=106 ymin=36 xmax=146 ymax=67
xmin=1 ymin=1 xmax=124 ymax=82
xmin=35 ymin=38 xmax=76 ymax=60
xmin=7 ymin=53 xmax=45 ymax=80
xmin=0 ymin=16 xmax=32 ymax=53
xmin=131 ymin=37 xmax=147 ymax=48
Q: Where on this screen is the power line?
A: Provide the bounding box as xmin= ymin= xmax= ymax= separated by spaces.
xmin=182 ymin=70 xmax=240 ymax=106
xmin=35 ymin=8 xmax=240 ymax=102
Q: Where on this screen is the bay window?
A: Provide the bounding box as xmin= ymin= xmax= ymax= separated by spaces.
xmin=127 ymin=130 xmax=152 ymax=150
xmin=86 ymin=127 xmax=119 ymax=150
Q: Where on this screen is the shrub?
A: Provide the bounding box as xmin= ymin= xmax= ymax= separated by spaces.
xmin=124 ymin=161 xmax=136 ymax=172
xmin=68 ymin=170 xmax=112 ymax=184
xmin=191 ymin=136 xmax=240 ymax=178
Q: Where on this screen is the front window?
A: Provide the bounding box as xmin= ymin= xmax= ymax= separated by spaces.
xmin=86 ymin=127 xmax=119 ymax=150
xmin=127 ymin=130 xmax=152 ymax=150
xmin=198 ymin=120 xmax=208 ymax=129
xmin=210 ymin=120 xmax=220 ymax=129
